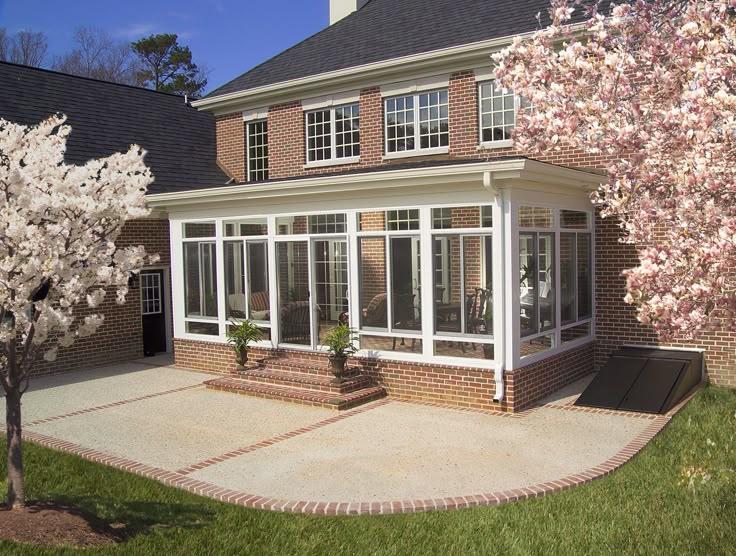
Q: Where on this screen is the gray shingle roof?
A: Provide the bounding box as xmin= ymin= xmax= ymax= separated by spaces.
xmin=0 ymin=62 xmax=228 ymax=194
xmin=208 ymin=0 xmax=606 ymax=98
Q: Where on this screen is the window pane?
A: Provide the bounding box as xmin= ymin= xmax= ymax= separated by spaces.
xmin=519 ymin=233 xmax=537 ymax=337
xmin=385 ymin=95 xmax=414 ymax=153
xmin=359 ymin=237 xmax=387 ymax=330
xmin=390 ymin=237 xmax=421 ymax=332
xmin=560 ymin=210 xmax=590 ymax=229
xmin=518 ymin=206 xmax=553 ymax=228
xmin=434 ymin=236 xmax=460 ymax=333
xmin=538 ymin=233 xmax=555 ymax=331
xmin=416 ymin=88 xmax=449 ymax=151
xmin=184 ymin=242 xmax=218 ymax=318
xmin=334 ymin=103 xmax=360 ymax=159
xmin=275 ymin=215 xmax=308 ymax=235
xmin=430 ymin=206 xmax=490 ymax=229
xmin=560 ymin=233 xmax=576 ymax=325
xmin=306 ymin=109 xmax=332 ymax=162
xmin=223 ymin=218 xmax=268 ymax=237
xmin=183 ymin=222 xmax=216 ymax=238
xmin=276 ymin=241 xmax=310 ymax=345
xmin=562 ymin=322 xmax=591 ymax=344
xmin=186 ymin=321 xmax=219 ymax=335
xmin=225 ymin=241 xmax=245 ymax=320
xmin=307 ymin=213 xmax=347 ymax=234
xmin=520 ymin=332 xmax=555 ymax=357
xmin=247 ymin=242 xmax=270 ymax=322
xmin=577 ymin=234 xmax=592 ymax=319
xmin=360 ymin=334 xmax=420 ymax=353
xmin=386 ymin=209 xmax=419 ymax=231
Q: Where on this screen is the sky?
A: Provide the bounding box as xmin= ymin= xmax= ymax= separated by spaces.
xmin=0 ymin=0 xmax=329 ymax=93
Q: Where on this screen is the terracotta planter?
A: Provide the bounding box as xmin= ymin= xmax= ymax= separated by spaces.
xmin=237 ymin=349 xmax=249 ymax=366
xmin=329 ymin=355 xmax=348 ymax=382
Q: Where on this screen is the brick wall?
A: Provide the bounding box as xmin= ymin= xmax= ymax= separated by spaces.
xmin=215 ymin=113 xmax=245 ymax=182
xmin=595 ymin=212 xmax=736 ymax=387
xmin=174 ymin=337 xmax=593 ymax=412
xmin=31 ymin=218 xmax=172 ymax=377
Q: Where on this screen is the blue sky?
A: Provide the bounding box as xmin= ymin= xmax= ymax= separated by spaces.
xmin=0 ymin=0 xmax=329 ymax=92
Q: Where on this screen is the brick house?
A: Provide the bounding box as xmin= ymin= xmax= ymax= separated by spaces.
xmin=3 ymin=0 xmax=732 ymax=411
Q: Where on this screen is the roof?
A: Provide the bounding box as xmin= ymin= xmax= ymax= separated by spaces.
xmin=0 ymin=62 xmax=229 ymax=195
xmin=207 ymin=0 xmax=607 ymax=99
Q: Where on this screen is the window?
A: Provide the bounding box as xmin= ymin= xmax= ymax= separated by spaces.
xmin=183 ymin=242 xmax=218 ymax=320
xmin=385 ymin=90 xmax=448 ymax=154
xmin=479 ymin=81 xmax=516 ymax=144
xmin=247 ymin=120 xmax=268 ymax=182
xmin=306 ymin=104 xmax=360 ymax=163
xmin=386 ymin=209 xmax=419 ymax=231
xmin=308 ymin=213 xmax=347 ymax=234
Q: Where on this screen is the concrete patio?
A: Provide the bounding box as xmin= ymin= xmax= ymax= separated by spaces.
xmin=4 ymin=356 xmax=675 ymax=514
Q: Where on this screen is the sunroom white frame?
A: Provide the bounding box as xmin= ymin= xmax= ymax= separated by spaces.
xmin=157 ymin=159 xmax=600 ymax=376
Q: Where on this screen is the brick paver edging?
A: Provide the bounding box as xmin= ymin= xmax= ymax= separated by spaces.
xmin=23 ymin=384 xmax=204 ymax=427
xmin=17 ymin=386 xmax=702 ymax=515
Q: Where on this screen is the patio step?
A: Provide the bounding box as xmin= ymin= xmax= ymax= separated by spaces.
xmin=254 ymin=356 xmax=358 ymax=379
xmin=203 ymin=376 xmax=386 ymax=411
xmin=235 ymin=366 xmax=371 ymax=394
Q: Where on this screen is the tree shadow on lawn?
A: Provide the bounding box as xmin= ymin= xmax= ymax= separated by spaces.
xmin=52 ymin=495 xmax=215 ymax=540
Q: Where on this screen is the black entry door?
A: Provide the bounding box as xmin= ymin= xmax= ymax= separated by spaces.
xmin=141 ymin=270 xmax=167 ymax=355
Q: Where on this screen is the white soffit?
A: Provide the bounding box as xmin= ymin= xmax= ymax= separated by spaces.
xmin=380 ymin=74 xmax=450 ymax=97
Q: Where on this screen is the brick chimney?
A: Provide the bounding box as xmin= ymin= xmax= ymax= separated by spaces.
xmin=330 ymin=0 xmax=370 ymax=25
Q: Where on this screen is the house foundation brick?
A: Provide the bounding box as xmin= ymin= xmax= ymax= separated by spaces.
xmin=173 ymin=337 xmax=593 ymax=412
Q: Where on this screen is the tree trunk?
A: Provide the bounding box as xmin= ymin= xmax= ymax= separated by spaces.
xmin=5 ymin=388 xmax=25 ymax=509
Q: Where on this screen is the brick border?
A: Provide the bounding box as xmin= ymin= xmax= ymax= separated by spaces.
xmin=19 ymin=385 xmax=702 ymax=515
xmin=23 ymin=384 xmax=204 ymax=427
xmin=175 ymin=398 xmax=391 ymax=475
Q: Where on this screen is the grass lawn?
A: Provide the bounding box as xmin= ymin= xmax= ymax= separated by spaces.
xmin=1 ymin=386 xmax=735 ymax=555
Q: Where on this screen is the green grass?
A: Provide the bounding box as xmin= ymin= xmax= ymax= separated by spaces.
xmin=1 ymin=386 xmax=735 ymax=555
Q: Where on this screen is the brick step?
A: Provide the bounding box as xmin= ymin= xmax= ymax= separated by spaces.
xmin=204 ymin=377 xmax=386 ymax=411
xmin=254 ymin=357 xmax=361 ymax=378
xmin=236 ymin=366 xmax=372 ymax=394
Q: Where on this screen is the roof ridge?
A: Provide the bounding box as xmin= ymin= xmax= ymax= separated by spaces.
xmin=0 ymin=60 xmax=191 ymax=100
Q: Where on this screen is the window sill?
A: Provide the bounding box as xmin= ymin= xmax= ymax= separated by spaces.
xmin=478 ymin=140 xmax=513 ymax=150
xmin=304 ymin=157 xmax=360 ymax=169
xmin=383 ymin=147 xmax=449 ymax=161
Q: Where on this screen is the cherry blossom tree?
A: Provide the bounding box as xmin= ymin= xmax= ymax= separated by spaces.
xmin=494 ymin=0 xmax=736 ymax=340
xmin=0 ymin=115 xmax=155 ymax=508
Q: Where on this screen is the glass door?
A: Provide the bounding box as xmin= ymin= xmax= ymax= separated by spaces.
xmin=313 ymin=238 xmax=348 ymax=344
xmin=276 ymin=241 xmax=312 ymax=346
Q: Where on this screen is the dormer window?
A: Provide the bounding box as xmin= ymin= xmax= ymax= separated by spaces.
xmin=305 ymin=103 xmax=360 ymax=164
xmin=385 ymin=89 xmax=449 ymax=155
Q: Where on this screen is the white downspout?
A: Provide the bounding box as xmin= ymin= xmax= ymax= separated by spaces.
xmin=484 ymin=170 xmax=505 ymax=403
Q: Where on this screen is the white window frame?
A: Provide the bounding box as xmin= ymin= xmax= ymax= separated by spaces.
xmin=478 ymin=80 xmax=520 ymax=149
xmin=304 ymin=103 xmax=360 ymax=168
xmin=246 ymin=119 xmax=269 ymax=182
xmin=384 ymin=89 xmax=449 ymax=160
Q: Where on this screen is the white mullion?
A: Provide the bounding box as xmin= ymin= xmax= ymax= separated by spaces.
xmin=171 ymin=221 xmax=185 ymax=338
xmin=419 ymin=206 xmax=433 ymax=357
xmin=505 ymin=195 xmax=519 ymax=369
xmin=385 ymin=235 xmax=393 ymax=334
xmin=214 ymin=219 xmax=227 ymax=337
xmin=347 ymin=211 xmax=360 ymax=347
xmin=242 ymin=241 xmax=250 ymax=321
xmin=459 ymin=235 xmax=467 ymax=335
xmin=245 ymin=122 xmax=251 ymax=182
xmin=266 ymin=215 xmax=279 ymax=347
xmin=330 ymin=107 xmax=337 ymax=161
xmin=492 ymin=197 xmax=505 ymax=365
xmin=554 ymin=222 xmax=562 ymax=348
xmin=413 ymin=92 xmax=420 ymax=152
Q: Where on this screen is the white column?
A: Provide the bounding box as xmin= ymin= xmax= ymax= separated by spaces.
xmin=503 ymin=191 xmax=519 ymax=370
xmin=169 ymin=219 xmax=185 ymax=339
xmin=214 ymin=218 xmax=227 ymax=337
xmin=419 ymin=206 xmax=434 ymax=357
xmin=266 ymin=215 xmax=279 ymax=348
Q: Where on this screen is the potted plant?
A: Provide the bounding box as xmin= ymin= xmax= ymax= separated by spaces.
xmin=322 ymin=323 xmax=358 ymax=382
xmin=226 ymin=319 xmax=263 ymax=367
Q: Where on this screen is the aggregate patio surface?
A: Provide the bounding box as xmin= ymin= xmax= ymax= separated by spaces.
xmin=3 ymin=355 xmax=688 ymax=514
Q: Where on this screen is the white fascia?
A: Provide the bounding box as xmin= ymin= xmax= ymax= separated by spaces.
xmin=146 ymin=159 xmax=603 ymax=211
xmin=192 ymin=24 xmax=588 ymax=116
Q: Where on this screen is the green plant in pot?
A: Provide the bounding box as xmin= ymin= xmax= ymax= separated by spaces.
xmin=226 ymin=320 xmax=263 ymax=367
xmin=322 ymin=323 xmax=358 ymax=382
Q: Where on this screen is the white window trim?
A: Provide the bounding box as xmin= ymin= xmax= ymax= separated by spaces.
xmin=478 ymin=80 xmax=520 ymax=149
xmin=383 ymin=89 xmax=449 ymax=158
xmin=302 ymin=90 xmax=360 ymax=111
xmin=246 ymin=119 xmax=269 ymax=183
xmin=304 ymin=104 xmax=360 ymax=165
xmin=242 ymin=107 xmax=268 ymax=122
xmin=380 ymin=74 xmax=450 ymax=97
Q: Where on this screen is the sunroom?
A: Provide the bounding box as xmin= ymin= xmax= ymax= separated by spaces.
xmin=149 ymin=158 xmax=601 ymax=404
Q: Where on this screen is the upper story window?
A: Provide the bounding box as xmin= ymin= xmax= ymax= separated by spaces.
xmin=306 ymin=103 xmax=360 ymax=163
xmin=247 ymin=120 xmax=269 ymax=182
xmin=479 ymin=81 xmax=518 ymax=144
xmin=385 ymin=89 xmax=448 ymax=155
